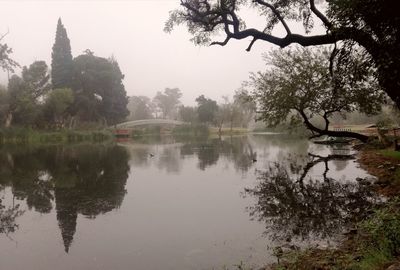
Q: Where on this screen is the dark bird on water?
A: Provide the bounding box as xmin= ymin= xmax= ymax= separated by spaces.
xmin=149 ymin=153 xmax=154 ymax=157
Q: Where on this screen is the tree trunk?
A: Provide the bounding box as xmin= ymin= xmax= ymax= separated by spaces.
xmin=298 ymin=110 xmax=369 ymax=143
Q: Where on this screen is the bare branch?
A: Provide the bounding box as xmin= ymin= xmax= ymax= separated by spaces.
xmin=254 ymin=0 xmax=291 ymax=35
xmin=309 ymin=0 xmax=332 ymax=29
xmin=0 ymin=29 xmax=10 ymax=41
xmin=246 ymin=38 xmax=258 ymax=51
xmin=210 ymin=36 xmax=231 ymax=46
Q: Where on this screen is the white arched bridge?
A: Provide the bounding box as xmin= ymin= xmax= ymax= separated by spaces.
xmin=115 ymin=119 xmax=186 ymax=129
xmin=113 ymin=119 xmax=187 ymax=137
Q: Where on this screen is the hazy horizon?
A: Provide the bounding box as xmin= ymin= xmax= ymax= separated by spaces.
xmin=0 ymin=0 xmax=322 ymax=105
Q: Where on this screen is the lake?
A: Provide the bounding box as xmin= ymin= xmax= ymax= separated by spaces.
xmin=0 ymin=134 xmax=379 ymax=270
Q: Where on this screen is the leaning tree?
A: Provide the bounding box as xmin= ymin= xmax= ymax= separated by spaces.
xmin=250 ymin=47 xmax=384 ymax=142
xmin=165 ymin=0 xmax=400 ymax=109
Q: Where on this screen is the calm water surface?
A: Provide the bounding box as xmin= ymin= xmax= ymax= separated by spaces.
xmin=0 ymin=134 xmax=378 ymax=270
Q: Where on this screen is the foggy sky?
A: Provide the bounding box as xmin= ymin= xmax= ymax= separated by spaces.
xmin=0 ymin=0 xmax=323 ymax=105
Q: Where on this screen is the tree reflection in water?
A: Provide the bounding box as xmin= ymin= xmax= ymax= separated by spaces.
xmin=0 ymin=202 xmax=24 ymax=235
xmin=244 ymin=152 xmax=381 ymax=244
xmin=180 ymin=136 xmax=258 ymax=172
xmin=0 ymin=145 xmax=130 ymax=252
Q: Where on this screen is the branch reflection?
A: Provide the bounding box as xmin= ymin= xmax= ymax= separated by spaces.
xmin=244 ymin=153 xmax=381 ymax=244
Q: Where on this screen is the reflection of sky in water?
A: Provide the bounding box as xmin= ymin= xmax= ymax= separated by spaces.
xmin=0 ymin=135 xmax=378 ymax=270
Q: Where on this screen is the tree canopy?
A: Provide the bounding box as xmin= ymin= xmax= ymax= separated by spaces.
xmin=166 ymin=0 xmax=400 ymax=109
xmin=153 ymin=88 xmax=182 ymax=119
xmin=71 ymin=53 xmax=129 ymax=125
xmin=51 ymin=18 xmax=73 ymax=89
xmin=250 ymin=46 xmax=384 ymax=141
xmin=43 ymin=88 xmax=74 ymax=127
xmin=196 ymin=95 xmax=218 ymax=124
xmin=3 ymin=61 xmax=51 ymax=127
xmin=128 ymin=95 xmax=154 ymax=120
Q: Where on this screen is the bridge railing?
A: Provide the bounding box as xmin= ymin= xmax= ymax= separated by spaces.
xmin=114 ymin=119 xmax=186 ymax=129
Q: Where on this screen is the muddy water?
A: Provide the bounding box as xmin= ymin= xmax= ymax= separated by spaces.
xmin=0 ymin=134 xmax=379 ymax=270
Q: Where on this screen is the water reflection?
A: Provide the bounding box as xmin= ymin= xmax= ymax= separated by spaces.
xmin=0 ymin=145 xmax=130 ymax=252
xmin=125 ymin=135 xmax=261 ymax=173
xmin=0 ymin=135 xmax=379 ymax=270
xmin=244 ymin=152 xmax=380 ymax=244
xmin=0 ymin=203 xmax=23 ymax=235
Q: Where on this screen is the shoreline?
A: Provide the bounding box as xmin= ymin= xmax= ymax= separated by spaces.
xmin=0 ymin=128 xmax=113 ymax=144
xmin=266 ymin=144 xmax=400 ymax=270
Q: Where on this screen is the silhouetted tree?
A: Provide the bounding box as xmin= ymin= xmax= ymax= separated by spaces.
xmin=166 ymin=0 xmax=400 ymax=109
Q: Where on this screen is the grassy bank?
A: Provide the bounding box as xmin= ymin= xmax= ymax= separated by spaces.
xmin=270 ymin=198 xmax=400 ymax=270
xmin=0 ymin=128 xmax=113 ymax=144
xmin=208 ymin=127 xmax=249 ymax=135
xmin=127 ymin=125 xmax=250 ymax=137
xmin=268 ymin=145 xmax=400 ymax=270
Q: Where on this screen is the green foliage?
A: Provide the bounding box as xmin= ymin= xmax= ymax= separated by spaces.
xmin=71 ymin=53 xmax=129 ymax=125
xmin=0 ymin=33 xmax=19 ymax=72
xmin=380 ymin=150 xmax=400 ymax=160
xmin=196 ymin=95 xmax=218 ymax=125
xmin=250 ymin=47 xmax=384 ymax=131
xmin=0 ymin=128 xmax=112 ymax=144
xmin=271 ymin=199 xmax=400 ymax=270
xmin=43 ymin=88 xmax=74 ymax=127
xmin=326 ymin=0 xmax=400 ymax=96
xmin=352 ymin=199 xmax=400 ymax=269
xmin=166 ymin=0 xmax=400 ymax=109
xmin=4 ymin=61 xmax=51 ymax=127
xmin=22 ymin=60 xmax=52 ymax=98
xmin=7 ymin=75 xmax=39 ymax=126
xmin=51 ymin=18 xmax=73 ymax=89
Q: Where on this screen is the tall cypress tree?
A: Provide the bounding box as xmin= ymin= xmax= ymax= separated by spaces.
xmin=51 ymin=18 xmax=73 ymax=89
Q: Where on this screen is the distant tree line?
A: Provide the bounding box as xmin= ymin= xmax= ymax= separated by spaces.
xmin=127 ymin=88 xmax=256 ymax=131
xmin=0 ymin=18 xmax=129 ymax=129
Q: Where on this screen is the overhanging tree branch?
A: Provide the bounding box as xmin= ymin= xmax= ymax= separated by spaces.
xmin=297 ymin=109 xmax=368 ymax=142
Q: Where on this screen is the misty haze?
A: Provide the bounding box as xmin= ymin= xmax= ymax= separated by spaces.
xmin=1 ymin=1 xmax=399 ymax=270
